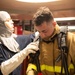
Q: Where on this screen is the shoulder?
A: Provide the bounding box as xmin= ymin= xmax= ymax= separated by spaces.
xmin=16 ymin=34 xmax=35 ymax=42
xmin=15 ymin=34 xmax=35 ymax=50
xmin=67 ymin=32 xmax=75 ymax=48
xmin=67 ymin=32 xmax=75 ymax=41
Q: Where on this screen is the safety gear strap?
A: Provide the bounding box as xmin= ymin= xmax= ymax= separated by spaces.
xmin=57 ymin=26 xmax=69 ymax=75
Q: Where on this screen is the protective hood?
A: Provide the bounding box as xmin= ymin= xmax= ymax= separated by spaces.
xmin=0 ymin=11 xmax=19 ymax=52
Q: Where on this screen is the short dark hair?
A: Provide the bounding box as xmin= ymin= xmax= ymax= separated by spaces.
xmin=33 ymin=7 xmax=54 ymax=26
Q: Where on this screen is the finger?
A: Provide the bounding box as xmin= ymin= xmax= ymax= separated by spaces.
xmin=30 ymin=42 xmax=39 ymax=47
xmin=29 ymin=50 xmax=36 ymax=53
xmin=31 ymin=46 xmax=39 ymax=51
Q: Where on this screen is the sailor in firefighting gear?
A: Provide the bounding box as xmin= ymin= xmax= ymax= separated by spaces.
xmin=0 ymin=11 xmax=39 ymax=75
xmin=26 ymin=7 xmax=75 ymax=75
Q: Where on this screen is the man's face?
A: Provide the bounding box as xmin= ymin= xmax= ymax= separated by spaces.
xmin=4 ymin=18 xmax=14 ymax=33
xmin=35 ymin=21 xmax=55 ymax=40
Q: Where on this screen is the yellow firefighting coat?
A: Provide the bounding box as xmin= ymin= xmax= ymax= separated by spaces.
xmin=27 ymin=25 xmax=75 ymax=75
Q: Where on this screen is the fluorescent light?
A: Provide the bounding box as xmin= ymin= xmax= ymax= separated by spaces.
xmin=16 ymin=0 xmax=59 ymax=3
xmin=54 ymin=17 xmax=75 ymax=21
xmin=60 ymin=26 xmax=75 ymax=31
xmin=68 ymin=26 xmax=75 ymax=30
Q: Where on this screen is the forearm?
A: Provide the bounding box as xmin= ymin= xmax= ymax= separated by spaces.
xmin=0 ymin=41 xmax=39 ymax=75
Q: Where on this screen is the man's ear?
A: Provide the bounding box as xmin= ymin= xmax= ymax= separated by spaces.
xmin=53 ymin=21 xmax=56 ymax=27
